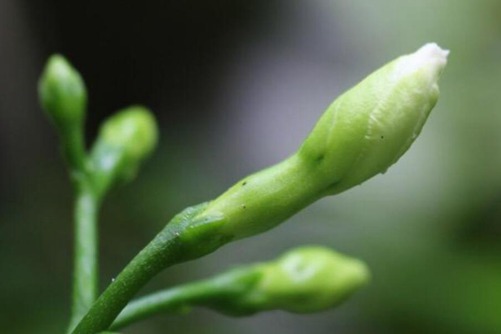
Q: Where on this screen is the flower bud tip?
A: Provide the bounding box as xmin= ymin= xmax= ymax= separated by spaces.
xmin=394 ymin=43 xmax=448 ymax=84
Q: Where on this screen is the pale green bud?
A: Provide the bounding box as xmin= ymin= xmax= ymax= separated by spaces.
xmin=238 ymin=246 xmax=369 ymax=313
xmin=182 ymin=246 xmax=369 ymax=315
xmin=39 ymin=54 xmax=87 ymax=132
xmin=39 ymin=55 xmax=87 ymax=170
xmin=89 ymin=106 xmax=158 ymax=195
xmin=299 ymin=43 xmax=449 ymax=194
xmin=98 ymin=106 xmax=157 ymax=163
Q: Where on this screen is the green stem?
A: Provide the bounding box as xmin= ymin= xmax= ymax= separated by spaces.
xmin=71 ymin=227 xmax=179 ymax=333
xmin=110 ymin=281 xmax=215 ymax=329
xmin=71 ymin=156 xmax=328 ymax=333
xmin=110 ymin=267 xmax=259 ymax=330
xmin=71 ymin=204 xmax=210 ymax=334
xmin=61 ymin=125 xmax=86 ymax=173
xmin=68 ymin=186 xmax=100 ymax=332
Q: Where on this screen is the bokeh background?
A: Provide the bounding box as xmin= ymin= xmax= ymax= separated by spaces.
xmin=1 ymin=0 xmax=501 ymax=333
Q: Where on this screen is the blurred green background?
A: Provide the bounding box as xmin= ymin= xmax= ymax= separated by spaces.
xmin=1 ymin=0 xmax=501 ymax=333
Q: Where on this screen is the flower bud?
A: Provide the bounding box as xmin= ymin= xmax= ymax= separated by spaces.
xmin=39 ymin=54 xmax=87 ymax=132
xmin=183 ymin=44 xmax=448 ymax=245
xmin=39 ymin=54 xmax=88 ymax=170
xmin=298 ymin=43 xmax=448 ymax=194
xmin=236 ymin=246 xmax=369 ymax=313
xmin=184 ymin=246 xmax=369 ymax=315
xmin=89 ymin=106 xmax=158 ymax=195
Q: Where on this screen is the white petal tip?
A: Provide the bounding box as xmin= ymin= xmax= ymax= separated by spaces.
xmin=394 ymin=43 xmax=449 ymax=81
xmin=415 ymin=43 xmax=449 ymax=67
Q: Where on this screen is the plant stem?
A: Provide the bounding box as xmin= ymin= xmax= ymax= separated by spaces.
xmin=110 ymin=267 xmax=259 ymax=330
xmin=61 ymin=126 xmax=86 ymax=173
xmin=110 ymin=281 xmax=212 ymax=329
xmin=70 ymin=204 xmax=209 ymax=334
xmin=71 ymin=226 xmax=180 ymax=333
xmin=71 ymin=155 xmax=327 ymax=333
xmin=68 ymin=186 xmax=100 ymax=332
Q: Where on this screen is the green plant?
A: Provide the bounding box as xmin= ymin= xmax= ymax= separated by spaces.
xmin=39 ymin=43 xmax=448 ymax=333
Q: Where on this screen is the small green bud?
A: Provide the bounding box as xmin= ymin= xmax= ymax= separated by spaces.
xmin=89 ymin=106 xmax=158 ymax=195
xmin=39 ymin=54 xmax=88 ymax=170
xmin=39 ymin=54 xmax=87 ymax=131
xmin=299 ymin=43 xmax=449 ymax=194
xmin=98 ymin=106 xmax=157 ymax=163
xmin=237 ymin=246 xmax=369 ymax=313
xmin=181 ymin=246 xmax=369 ymax=315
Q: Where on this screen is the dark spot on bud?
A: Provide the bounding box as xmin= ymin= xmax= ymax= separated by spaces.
xmin=380 ymin=135 xmax=384 ymax=139
xmin=242 ymin=181 xmax=247 ymax=186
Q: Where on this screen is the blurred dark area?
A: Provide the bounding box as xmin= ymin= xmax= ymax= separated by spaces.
xmin=28 ymin=0 xmax=274 ymax=127
xmin=1 ymin=0 xmax=501 ymax=333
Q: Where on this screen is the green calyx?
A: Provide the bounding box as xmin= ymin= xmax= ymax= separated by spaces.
xmin=89 ymin=106 xmax=158 ymax=195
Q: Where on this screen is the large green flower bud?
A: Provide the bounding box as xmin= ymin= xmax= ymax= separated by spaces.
xmin=186 ymin=43 xmax=448 ymax=243
xmin=299 ymin=43 xmax=449 ymax=194
xmin=39 ymin=55 xmax=87 ymax=170
xmin=89 ymin=106 xmax=158 ymax=196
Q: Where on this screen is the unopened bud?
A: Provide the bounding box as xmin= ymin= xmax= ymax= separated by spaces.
xmin=184 ymin=246 xmax=369 ymax=315
xmin=175 ymin=44 xmax=448 ymax=253
xmin=89 ymin=106 xmax=158 ymax=195
xmin=299 ymin=43 xmax=448 ymax=194
xmin=39 ymin=55 xmax=88 ymax=170
xmin=39 ymin=54 xmax=87 ymax=132
xmin=237 ymin=246 xmax=369 ymax=313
